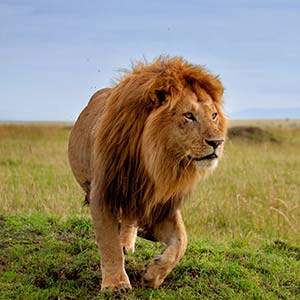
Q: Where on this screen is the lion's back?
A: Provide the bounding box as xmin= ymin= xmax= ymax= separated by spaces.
xmin=68 ymin=88 xmax=111 ymax=191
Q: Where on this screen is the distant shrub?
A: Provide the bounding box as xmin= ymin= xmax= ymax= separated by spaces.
xmin=228 ymin=126 xmax=280 ymax=142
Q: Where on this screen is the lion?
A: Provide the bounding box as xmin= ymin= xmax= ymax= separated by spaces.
xmin=68 ymin=56 xmax=227 ymax=292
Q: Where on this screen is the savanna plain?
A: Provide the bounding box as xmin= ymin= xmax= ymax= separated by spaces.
xmin=0 ymin=120 xmax=300 ymax=299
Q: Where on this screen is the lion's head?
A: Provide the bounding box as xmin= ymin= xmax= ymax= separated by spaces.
xmin=93 ymin=56 xmax=226 ymax=223
xmin=143 ymin=83 xmax=225 ymax=179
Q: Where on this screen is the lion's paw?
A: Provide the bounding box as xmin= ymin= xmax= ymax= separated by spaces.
xmin=142 ymin=259 xmax=165 ymax=289
xmin=101 ymin=280 xmax=132 ymax=293
xmin=101 ymin=272 xmax=132 ymax=293
xmin=142 ymin=275 xmax=164 ymax=289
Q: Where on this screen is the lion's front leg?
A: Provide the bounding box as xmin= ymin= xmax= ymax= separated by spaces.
xmin=90 ymin=198 xmax=132 ymax=292
xmin=143 ymin=209 xmax=187 ymax=288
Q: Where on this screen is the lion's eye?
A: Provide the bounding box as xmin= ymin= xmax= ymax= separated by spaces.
xmin=184 ymin=112 xmax=196 ymax=121
xmin=212 ymin=112 xmax=218 ymax=121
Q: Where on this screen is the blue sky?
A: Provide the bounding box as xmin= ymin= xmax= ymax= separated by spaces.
xmin=1 ymin=0 xmax=299 ymax=121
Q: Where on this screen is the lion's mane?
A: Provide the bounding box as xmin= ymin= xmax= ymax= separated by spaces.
xmin=91 ymin=57 xmax=224 ymax=225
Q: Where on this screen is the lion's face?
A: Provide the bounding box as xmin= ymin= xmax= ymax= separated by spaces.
xmin=170 ymin=87 xmax=226 ymax=169
xmin=143 ymin=86 xmax=226 ymax=179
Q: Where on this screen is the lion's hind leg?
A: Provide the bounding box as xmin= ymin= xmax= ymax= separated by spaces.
xmin=120 ymin=221 xmax=138 ymax=254
xmin=142 ymin=209 xmax=187 ymax=288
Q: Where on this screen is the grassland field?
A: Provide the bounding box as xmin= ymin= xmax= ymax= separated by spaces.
xmin=0 ymin=120 xmax=300 ymax=299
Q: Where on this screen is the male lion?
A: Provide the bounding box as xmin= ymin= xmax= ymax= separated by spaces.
xmin=68 ymin=56 xmax=226 ymax=292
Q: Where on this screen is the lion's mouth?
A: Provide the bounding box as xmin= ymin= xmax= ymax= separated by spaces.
xmin=188 ymin=153 xmax=218 ymax=161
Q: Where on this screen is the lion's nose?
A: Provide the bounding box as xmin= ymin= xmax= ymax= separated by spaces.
xmin=205 ymin=139 xmax=224 ymax=149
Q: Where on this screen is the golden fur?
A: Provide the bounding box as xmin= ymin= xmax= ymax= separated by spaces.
xmin=68 ymin=56 xmax=227 ymax=291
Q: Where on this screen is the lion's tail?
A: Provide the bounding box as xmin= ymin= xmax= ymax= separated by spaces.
xmin=83 ymin=180 xmax=91 ymax=206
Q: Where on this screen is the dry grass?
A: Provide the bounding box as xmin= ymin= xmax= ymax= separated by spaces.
xmin=0 ymin=123 xmax=86 ymax=215
xmin=184 ymin=138 xmax=300 ymax=244
xmin=0 ymin=121 xmax=300 ymax=245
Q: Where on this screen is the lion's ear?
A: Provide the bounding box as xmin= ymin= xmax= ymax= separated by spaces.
xmin=156 ymin=90 xmax=167 ymax=105
xmin=149 ymin=89 xmax=169 ymax=106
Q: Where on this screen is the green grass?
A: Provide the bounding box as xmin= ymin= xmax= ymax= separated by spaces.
xmin=1 ymin=215 xmax=300 ymax=300
xmin=0 ymin=121 xmax=300 ymax=299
